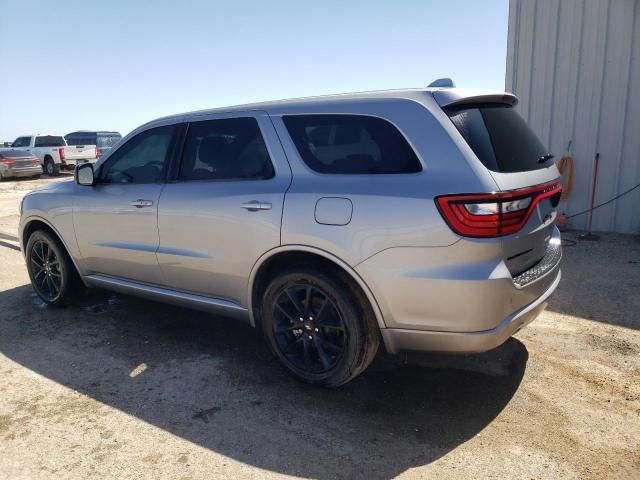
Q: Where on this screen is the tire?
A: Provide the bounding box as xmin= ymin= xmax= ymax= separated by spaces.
xmin=261 ymin=267 xmax=380 ymax=387
xmin=26 ymin=230 xmax=79 ymax=307
xmin=44 ymin=157 xmax=60 ymax=176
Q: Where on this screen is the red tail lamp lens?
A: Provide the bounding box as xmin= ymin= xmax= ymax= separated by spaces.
xmin=435 ymin=181 xmax=562 ymax=238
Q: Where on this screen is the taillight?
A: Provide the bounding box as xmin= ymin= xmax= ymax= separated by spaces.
xmin=32 ymin=157 xmax=40 ymax=164
xmin=435 ymin=181 xmax=562 ymax=238
xmin=0 ymin=158 xmax=16 ymax=165
xmin=58 ymin=148 xmax=65 ymax=161
xmin=96 ymin=146 xmax=101 ymax=157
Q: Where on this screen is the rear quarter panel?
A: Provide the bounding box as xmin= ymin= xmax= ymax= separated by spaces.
xmin=272 ymin=97 xmax=494 ymax=266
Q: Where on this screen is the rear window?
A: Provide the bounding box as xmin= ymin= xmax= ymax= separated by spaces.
xmin=66 ymin=134 xmax=93 ymax=145
xmin=97 ymin=134 xmax=122 ymax=148
xmin=35 ymin=136 xmax=65 ymax=147
xmin=446 ymin=105 xmax=552 ymax=173
xmin=283 ymin=114 xmax=422 ymax=174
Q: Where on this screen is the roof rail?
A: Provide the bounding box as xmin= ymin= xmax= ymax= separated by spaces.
xmin=427 ymin=78 xmax=456 ymax=88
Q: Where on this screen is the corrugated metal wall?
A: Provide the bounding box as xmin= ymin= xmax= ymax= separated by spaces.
xmin=506 ymin=0 xmax=640 ymax=233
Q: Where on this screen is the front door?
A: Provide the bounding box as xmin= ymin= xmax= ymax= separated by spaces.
xmin=73 ymin=123 xmax=183 ymax=284
xmin=156 ymin=113 xmax=291 ymax=306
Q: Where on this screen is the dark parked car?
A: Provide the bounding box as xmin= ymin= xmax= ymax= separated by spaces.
xmin=0 ymin=150 xmax=42 ymax=180
xmin=64 ymin=131 xmax=122 ymax=158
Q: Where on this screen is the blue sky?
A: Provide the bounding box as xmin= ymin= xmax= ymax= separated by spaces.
xmin=0 ymin=0 xmax=508 ymax=141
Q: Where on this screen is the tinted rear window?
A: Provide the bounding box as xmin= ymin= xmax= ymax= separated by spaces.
xmin=446 ymin=105 xmax=552 ymax=173
xmin=66 ymin=134 xmax=94 ymax=145
xmin=35 ymin=136 xmax=65 ymax=147
xmin=283 ymin=115 xmax=422 ymax=174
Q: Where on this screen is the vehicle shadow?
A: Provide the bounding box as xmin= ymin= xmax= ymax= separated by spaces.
xmin=0 ymin=284 xmax=529 ymax=479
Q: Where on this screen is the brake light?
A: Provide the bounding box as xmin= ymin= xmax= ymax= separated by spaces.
xmin=32 ymin=157 xmax=40 ymax=164
xmin=58 ymin=148 xmax=65 ymax=161
xmin=435 ymin=181 xmax=562 ymax=238
xmin=96 ymin=146 xmax=101 ymax=157
xmin=0 ymin=158 xmax=16 ymax=165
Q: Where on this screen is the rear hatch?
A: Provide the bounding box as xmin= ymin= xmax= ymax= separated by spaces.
xmin=434 ymin=91 xmax=561 ymax=279
xmin=64 ymin=144 xmax=97 ymax=161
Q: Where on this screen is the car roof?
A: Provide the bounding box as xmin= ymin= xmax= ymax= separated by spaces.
xmin=148 ymin=87 xmax=512 ymax=124
xmin=65 ymin=131 xmax=121 ymax=135
xmin=15 ymin=134 xmax=62 ymax=137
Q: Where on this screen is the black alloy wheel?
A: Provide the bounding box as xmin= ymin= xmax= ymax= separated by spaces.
xmin=262 ymin=268 xmax=380 ymax=387
xmin=26 ymin=230 xmax=77 ymax=306
xmin=272 ymin=284 xmax=347 ymax=374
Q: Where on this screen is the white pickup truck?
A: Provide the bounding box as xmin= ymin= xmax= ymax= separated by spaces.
xmin=10 ymin=134 xmax=98 ymax=176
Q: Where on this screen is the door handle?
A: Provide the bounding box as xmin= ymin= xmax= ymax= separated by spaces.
xmin=129 ymin=199 xmax=154 ymax=208
xmin=241 ymin=200 xmax=272 ymax=212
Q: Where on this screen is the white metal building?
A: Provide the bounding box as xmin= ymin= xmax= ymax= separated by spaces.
xmin=506 ymin=0 xmax=640 ymax=233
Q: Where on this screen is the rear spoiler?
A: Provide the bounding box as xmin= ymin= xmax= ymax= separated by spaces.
xmin=431 ymin=89 xmax=518 ymax=108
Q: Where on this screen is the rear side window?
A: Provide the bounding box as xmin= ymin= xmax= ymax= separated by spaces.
xmin=283 ymin=115 xmax=422 ymax=174
xmin=35 ymin=136 xmax=66 ymax=147
xmin=446 ymin=105 xmax=552 ymax=173
xmin=179 ymin=117 xmax=274 ymax=181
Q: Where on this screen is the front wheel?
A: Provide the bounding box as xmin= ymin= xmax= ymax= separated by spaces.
xmin=261 ymin=268 xmax=379 ymax=387
xmin=26 ymin=230 xmax=78 ymax=306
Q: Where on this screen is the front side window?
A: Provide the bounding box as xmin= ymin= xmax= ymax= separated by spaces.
xmin=35 ymin=136 xmax=66 ymax=147
xmin=101 ymin=125 xmax=180 ymax=184
xmin=283 ymin=114 xmax=422 ymax=174
xmin=12 ymin=137 xmax=30 ymax=148
xmin=179 ymin=117 xmax=274 ymax=181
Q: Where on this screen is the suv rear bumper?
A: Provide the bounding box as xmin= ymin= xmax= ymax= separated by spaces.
xmin=356 ymin=226 xmax=563 ymax=353
xmin=380 ymin=268 xmax=560 ymax=354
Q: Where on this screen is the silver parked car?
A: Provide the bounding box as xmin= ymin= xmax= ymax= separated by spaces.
xmin=19 ymin=84 xmax=562 ymax=386
xmin=0 ymin=149 xmax=42 ymax=180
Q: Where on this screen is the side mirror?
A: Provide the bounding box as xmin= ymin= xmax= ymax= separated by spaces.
xmin=75 ymin=162 xmax=95 ymax=186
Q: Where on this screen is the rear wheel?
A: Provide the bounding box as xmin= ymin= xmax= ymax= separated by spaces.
xmin=44 ymin=157 xmax=60 ymax=176
xmin=261 ymin=268 xmax=379 ymax=387
xmin=26 ymin=230 xmax=78 ymax=306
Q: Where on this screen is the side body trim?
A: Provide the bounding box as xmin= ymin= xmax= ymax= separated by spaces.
xmin=84 ymin=274 xmax=250 ymax=322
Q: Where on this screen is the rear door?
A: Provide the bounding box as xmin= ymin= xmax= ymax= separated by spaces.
xmin=442 ymin=101 xmax=560 ymax=275
xmin=73 ymin=123 xmax=184 ymax=284
xmin=156 ymin=112 xmax=291 ymax=305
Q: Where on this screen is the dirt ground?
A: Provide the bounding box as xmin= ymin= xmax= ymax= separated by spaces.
xmin=0 ymin=176 xmax=638 ymax=479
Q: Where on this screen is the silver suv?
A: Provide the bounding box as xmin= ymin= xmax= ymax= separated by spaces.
xmin=19 ymin=85 xmax=562 ymax=386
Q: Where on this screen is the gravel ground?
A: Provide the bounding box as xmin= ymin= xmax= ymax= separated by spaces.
xmin=0 ymin=176 xmax=638 ymax=479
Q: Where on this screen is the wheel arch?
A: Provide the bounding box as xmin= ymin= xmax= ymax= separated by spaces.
xmin=21 ymin=216 xmax=84 ymax=282
xmin=248 ymin=245 xmax=386 ymax=330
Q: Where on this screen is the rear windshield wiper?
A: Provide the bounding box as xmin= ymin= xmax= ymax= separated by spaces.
xmin=538 ymin=154 xmax=554 ymax=163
